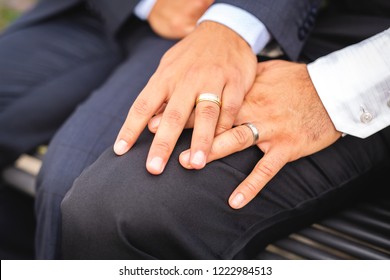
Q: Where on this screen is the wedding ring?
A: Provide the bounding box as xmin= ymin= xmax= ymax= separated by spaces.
xmin=242 ymin=122 xmax=259 ymax=145
xmin=195 ymin=93 xmax=221 ymax=108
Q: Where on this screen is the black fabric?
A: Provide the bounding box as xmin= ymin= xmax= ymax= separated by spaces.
xmin=0 ymin=182 xmax=35 ymax=260
xmin=301 ymin=2 xmax=390 ymax=61
xmin=61 ymin=127 xmax=390 ymax=259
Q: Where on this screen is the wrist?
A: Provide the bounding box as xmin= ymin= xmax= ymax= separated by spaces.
xmin=197 ymin=3 xmax=271 ymax=54
xmin=196 ymin=20 xmax=253 ymax=53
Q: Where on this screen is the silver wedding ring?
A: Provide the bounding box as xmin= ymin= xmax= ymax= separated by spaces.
xmin=195 ymin=93 xmax=221 ymax=108
xmin=242 ymin=122 xmax=259 ymax=145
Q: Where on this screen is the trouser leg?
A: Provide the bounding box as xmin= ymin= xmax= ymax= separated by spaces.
xmin=35 ymin=22 xmax=175 ymax=259
xmin=0 ymin=5 xmax=122 ymax=169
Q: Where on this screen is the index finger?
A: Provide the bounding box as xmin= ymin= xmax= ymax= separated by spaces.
xmin=229 ymin=150 xmax=288 ymax=209
xmin=114 ymin=78 xmax=166 ymax=155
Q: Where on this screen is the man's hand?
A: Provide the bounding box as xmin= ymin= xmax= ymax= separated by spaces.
xmin=148 ymin=0 xmax=214 ymax=39
xmin=179 ymin=60 xmax=342 ymax=209
xmin=114 ymin=21 xmax=257 ymax=175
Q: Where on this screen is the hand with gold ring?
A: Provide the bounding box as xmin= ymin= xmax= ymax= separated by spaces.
xmin=179 ymin=60 xmax=342 ymax=209
xmin=113 ymin=21 xmax=257 ymax=175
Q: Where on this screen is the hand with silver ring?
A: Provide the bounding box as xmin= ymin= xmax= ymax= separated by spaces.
xmin=241 ymin=123 xmax=259 ymax=146
xmin=113 ymin=21 xmax=257 ymax=174
xmin=179 ymin=61 xmax=342 ymax=209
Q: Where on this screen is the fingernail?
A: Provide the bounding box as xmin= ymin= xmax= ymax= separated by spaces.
xmin=230 ymin=193 xmax=245 ymax=209
xmin=180 ymin=150 xmax=190 ymax=163
xmin=114 ymin=139 xmax=128 ymax=155
xmin=191 ymin=151 xmax=206 ymax=168
xmin=150 ymin=116 xmax=161 ymax=129
xmin=148 ymin=157 xmax=165 ymax=174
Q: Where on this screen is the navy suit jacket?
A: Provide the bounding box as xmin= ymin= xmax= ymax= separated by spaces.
xmin=4 ymin=0 xmax=390 ymax=60
xmin=4 ymin=0 xmax=322 ymax=60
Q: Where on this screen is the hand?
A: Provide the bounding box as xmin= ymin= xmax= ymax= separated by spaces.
xmin=114 ymin=21 xmax=257 ymax=175
xmin=148 ymin=0 xmax=214 ymax=39
xmin=179 ymin=60 xmax=342 ymax=209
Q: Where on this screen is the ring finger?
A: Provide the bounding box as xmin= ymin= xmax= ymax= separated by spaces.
xmin=189 ymin=91 xmax=223 ymax=169
xmin=181 ymin=121 xmax=261 ymax=168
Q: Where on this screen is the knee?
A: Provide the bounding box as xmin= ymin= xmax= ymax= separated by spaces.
xmin=61 ymin=146 xmax=202 ymax=258
xmin=62 ymin=147 xmax=174 ymax=227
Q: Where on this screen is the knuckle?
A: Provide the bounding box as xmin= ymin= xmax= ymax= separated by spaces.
xmin=132 ymin=97 xmax=153 ymax=117
xmin=120 ymin=125 xmax=137 ymax=141
xmin=153 ymin=140 xmax=171 ymax=155
xmin=183 ymin=66 xmax=200 ymax=82
xmin=232 ymin=127 xmax=249 ymax=145
xmin=227 ymin=68 xmax=240 ymax=80
xmin=215 ymin=122 xmax=231 ymax=134
xmin=164 ymin=109 xmax=185 ymax=127
xmin=221 ymin=103 xmax=240 ymax=118
xmin=255 ymin=157 xmax=283 ymax=178
xmin=197 ymin=105 xmax=220 ymax=120
xmin=256 ymin=163 xmax=275 ymax=178
xmin=242 ymin=181 xmax=260 ymax=197
xmin=196 ymin=135 xmax=212 ymax=146
xmin=208 ymin=65 xmax=225 ymax=80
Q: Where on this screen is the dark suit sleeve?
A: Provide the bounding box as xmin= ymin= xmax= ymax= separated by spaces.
xmin=90 ymin=0 xmax=322 ymax=60
xmin=214 ymin=0 xmax=323 ymax=60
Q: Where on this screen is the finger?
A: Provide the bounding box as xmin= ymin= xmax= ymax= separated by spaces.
xmin=146 ymin=87 xmax=195 ymax=174
xmin=229 ymin=149 xmax=288 ymax=209
xmin=114 ymin=79 xmax=166 ymax=155
xmin=215 ymin=82 xmax=244 ymax=135
xmin=179 ymin=123 xmax=255 ymax=169
xmin=148 ymin=105 xmax=194 ymax=133
xmin=148 ymin=114 xmax=163 ymax=133
xmin=184 ymin=110 xmax=195 ymax=129
xmin=189 ymin=92 xmax=222 ymax=169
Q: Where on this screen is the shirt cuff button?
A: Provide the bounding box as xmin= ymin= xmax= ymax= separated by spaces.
xmin=360 ymin=111 xmax=373 ymax=123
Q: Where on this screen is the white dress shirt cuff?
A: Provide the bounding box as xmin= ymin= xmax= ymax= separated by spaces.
xmin=197 ymin=3 xmax=271 ymax=54
xmin=307 ymin=28 xmax=390 ymax=138
xmin=134 ymin=0 xmax=157 ymax=20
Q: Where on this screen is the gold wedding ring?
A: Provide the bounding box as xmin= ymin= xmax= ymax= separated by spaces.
xmin=242 ymin=122 xmax=259 ymax=145
xmin=195 ymin=93 xmax=221 ymax=108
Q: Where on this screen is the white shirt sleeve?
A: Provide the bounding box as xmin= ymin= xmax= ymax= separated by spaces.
xmin=134 ymin=0 xmax=157 ymax=20
xmin=197 ymin=3 xmax=272 ymax=54
xmin=307 ymin=28 xmax=390 ymax=139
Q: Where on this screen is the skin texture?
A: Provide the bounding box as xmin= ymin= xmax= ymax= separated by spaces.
xmin=151 ymin=60 xmax=342 ymax=209
xmin=114 ymin=21 xmax=257 ymax=175
xmin=148 ymin=0 xmax=214 ymax=39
